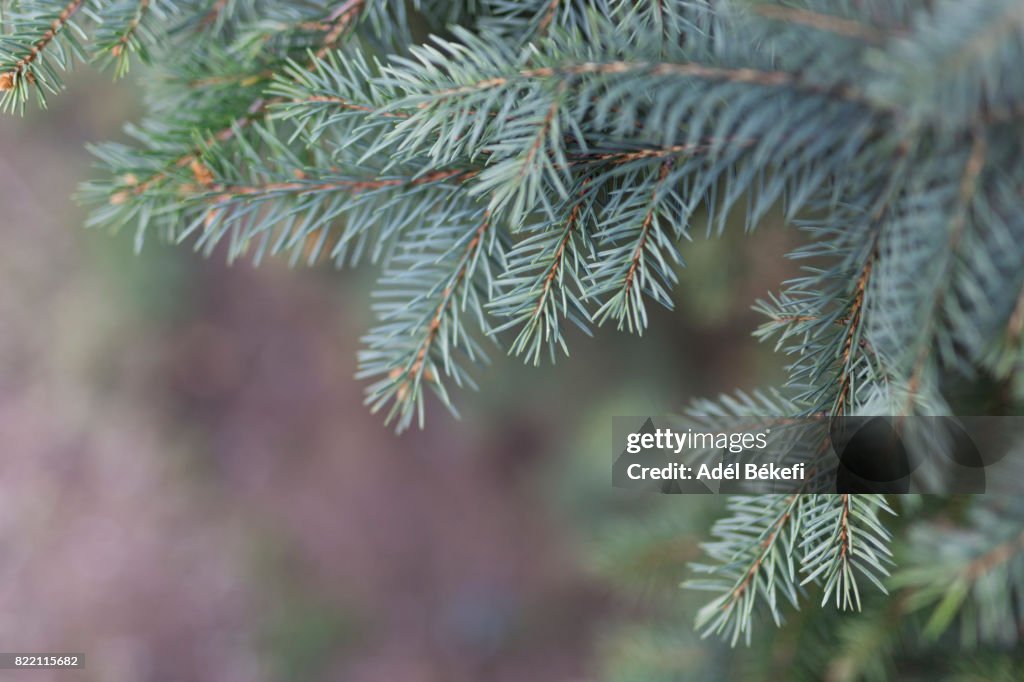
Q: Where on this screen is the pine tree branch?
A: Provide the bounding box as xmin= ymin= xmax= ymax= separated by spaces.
xmin=905 ymin=128 xmax=987 ymax=410
xmin=830 ymin=158 xmax=910 ymax=415
xmin=728 ymin=494 xmax=799 ymax=609
xmin=204 ymin=168 xmax=476 ymax=202
xmin=121 ymin=101 xmax=270 ymax=197
xmin=107 ymin=0 xmax=151 ymax=59
xmin=411 ymin=212 xmax=492 ymax=378
xmin=801 ymin=494 xmax=893 ymax=611
xmin=622 ymin=161 xmax=672 ymax=301
xmin=963 ymin=529 xmax=1024 ymax=582
xmin=188 ymin=71 xmax=275 ymax=89
xmin=580 ymin=139 xmax=758 ymax=165
xmin=201 ymin=0 xmax=229 ymax=27
xmin=753 ymin=4 xmax=890 ymax=44
xmin=0 ymin=0 xmax=83 ymax=90
xmin=113 ymin=0 xmax=370 ymax=200
xmin=290 ymin=94 xmax=411 ymax=118
xmin=521 ymin=95 xmax=562 ymax=181
xmin=316 ymin=0 xmax=365 ymax=59
xmin=422 ymin=60 xmax=869 ymax=105
xmin=288 ymin=84 xmax=750 ymax=164
xmin=537 ymin=0 xmax=560 ymax=36
xmin=360 ymin=206 xmax=499 ymax=431
xmin=896 ymin=502 xmax=1024 ymax=646
xmin=690 ymin=493 xmax=804 ymax=645
xmin=834 ymin=244 xmax=876 ymax=415
xmin=941 ymin=0 xmax=1024 ymax=73
xmin=529 ymin=188 xmax=585 ymax=322
xmin=589 ymin=157 xmax=686 ymax=334
xmin=490 ymin=179 xmax=592 ymax=363
xmin=838 ymin=494 xmax=851 ymax=560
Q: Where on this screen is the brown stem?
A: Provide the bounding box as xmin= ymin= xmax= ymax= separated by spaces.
xmin=293 ymin=94 xmax=410 ymax=118
xmin=537 ymin=0 xmax=560 ymax=36
xmin=528 ymin=180 xmax=589 ymax=325
xmin=522 ymin=97 xmax=562 ymax=176
xmin=207 ymin=168 xmax=476 ymax=202
xmin=425 ymin=60 xmax=868 ymax=105
xmin=316 ymin=0 xmax=365 ymax=59
xmin=963 ymin=529 xmax=1024 ymax=581
xmin=835 ymin=248 xmax=876 ymax=415
xmin=124 ymin=1 xmax=367 ymax=198
xmin=754 ymin=5 xmax=891 ymax=43
xmin=622 ymin=161 xmax=672 ymax=298
xmin=838 ymin=494 xmax=851 ymax=560
xmin=202 ymin=0 xmax=229 ymax=27
xmin=408 ymin=212 xmax=492 ymax=380
xmin=726 ymin=495 xmax=799 ymax=608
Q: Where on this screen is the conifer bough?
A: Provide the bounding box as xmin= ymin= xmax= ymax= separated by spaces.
xmin=4 ymin=0 xmax=1024 ymax=655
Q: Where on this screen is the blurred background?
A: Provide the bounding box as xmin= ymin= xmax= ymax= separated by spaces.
xmin=0 ymin=67 xmax=797 ymax=681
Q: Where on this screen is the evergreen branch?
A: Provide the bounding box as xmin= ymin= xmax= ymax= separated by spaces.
xmin=89 ymin=0 xmax=183 ymax=79
xmin=689 ymin=494 xmax=803 ymax=646
xmin=204 ymin=167 xmax=476 ymax=201
xmin=962 ymin=529 xmax=1024 ymax=582
xmin=289 ymin=94 xmax=411 ymax=118
xmin=109 ymin=0 xmax=150 ymax=59
xmin=420 ymin=60 xmax=867 ymax=105
xmin=800 ymin=494 xmax=894 ymax=611
xmin=522 ymin=96 xmax=561 ymax=179
xmin=685 ymin=391 xmax=894 ymax=640
xmin=283 ymin=63 xmax=749 ymax=165
xmin=315 ymin=0 xmax=365 ymax=59
xmin=833 ymin=244 xmax=876 ymax=415
xmin=2 ymin=0 xmax=82 ymax=78
xmin=895 ymin=500 xmax=1024 ymax=646
xmin=904 ymin=128 xmax=987 ymax=411
xmin=201 ymin=0 xmax=229 ymax=27
xmin=122 ymin=102 xmax=270 ymax=197
xmin=621 ymin=162 xmax=671 ymax=305
xmin=582 ymin=140 xmax=755 ymax=165
xmin=411 ymin=214 xmax=491 ymax=376
xmin=754 ymin=149 xmax=910 ymax=415
xmin=589 ymin=159 xmax=683 ymax=334
xmin=752 ymin=4 xmax=888 ymax=44
xmin=728 ymin=495 xmax=799 ymax=607
xmin=532 ymin=203 xmax=580 ymax=317
xmin=537 ymin=0 xmax=560 ymax=36
xmin=359 ymin=207 xmax=501 ymax=431
xmin=476 ymin=0 xmax=607 ymax=44
xmin=869 ymin=0 xmax=1024 ymax=127
xmin=166 ymin=144 xmax=481 ymax=266
xmin=188 ymin=71 xmax=275 ymax=89
xmin=464 ymin=75 xmax=573 ymax=224
xmin=0 ymin=0 xmax=84 ymax=109
xmin=99 ymin=1 xmax=372 ymax=205
xmin=489 ymin=180 xmax=593 ymax=363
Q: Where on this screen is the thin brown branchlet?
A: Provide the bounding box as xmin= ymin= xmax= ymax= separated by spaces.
xmin=106 ymin=0 xmax=369 ymax=203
